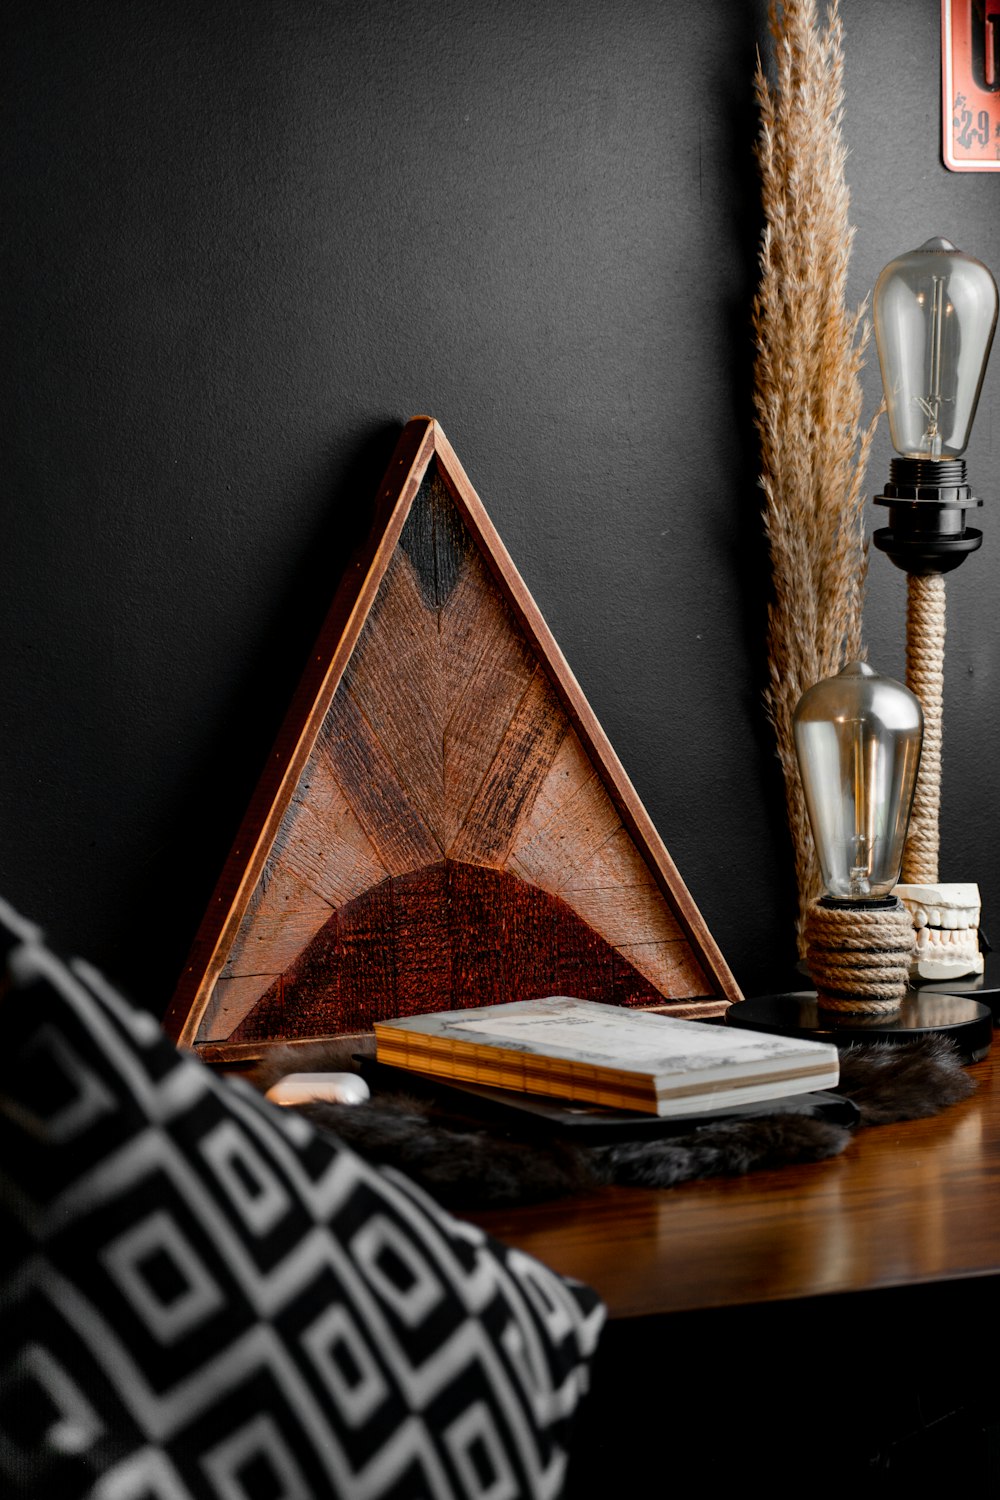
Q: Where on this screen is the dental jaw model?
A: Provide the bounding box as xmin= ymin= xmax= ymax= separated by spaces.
xmin=893 ymin=882 xmax=983 ymax=982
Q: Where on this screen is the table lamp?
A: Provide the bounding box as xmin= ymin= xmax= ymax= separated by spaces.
xmin=727 ymin=655 xmax=993 ymax=1058
xmin=871 ymin=237 xmax=998 ymax=989
xmin=793 ymin=661 xmax=920 ymax=1014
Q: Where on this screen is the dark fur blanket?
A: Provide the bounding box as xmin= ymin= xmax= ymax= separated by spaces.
xmin=246 ymin=1034 xmax=976 ymax=1210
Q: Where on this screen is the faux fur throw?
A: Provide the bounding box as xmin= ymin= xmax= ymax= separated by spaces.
xmin=246 ymin=1035 xmax=977 ymax=1211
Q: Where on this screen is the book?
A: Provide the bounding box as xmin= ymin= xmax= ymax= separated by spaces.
xmin=372 ymin=995 xmax=841 ymax=1118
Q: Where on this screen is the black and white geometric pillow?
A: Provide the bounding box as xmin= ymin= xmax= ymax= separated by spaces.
xmin=0 ymin=896 xmax=605 ymax=1499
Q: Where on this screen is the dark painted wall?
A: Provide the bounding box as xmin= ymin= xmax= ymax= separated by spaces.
xmin=4 ymin=0 xmax=999 ymax=1015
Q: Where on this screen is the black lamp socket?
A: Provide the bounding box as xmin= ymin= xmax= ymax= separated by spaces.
xmin=873 ymin=457 xmax=983 ymax=576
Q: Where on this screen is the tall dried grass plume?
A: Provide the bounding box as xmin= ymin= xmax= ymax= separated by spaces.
xmin=752 ymin=0 xmax=882 ymax=951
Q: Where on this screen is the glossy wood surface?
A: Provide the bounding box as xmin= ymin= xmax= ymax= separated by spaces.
xmin=465 ymin=1043 xmax=1000 ymax=1320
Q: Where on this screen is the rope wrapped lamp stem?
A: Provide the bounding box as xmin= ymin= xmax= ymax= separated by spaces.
xmin=901 ymin=572 xmax=945 ymax=885
xmin=803 ymin=898 xmax=915 ymax=1014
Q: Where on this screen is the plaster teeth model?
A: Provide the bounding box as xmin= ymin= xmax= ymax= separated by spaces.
xmin=893 ymin=883 xmax=984 ymax=981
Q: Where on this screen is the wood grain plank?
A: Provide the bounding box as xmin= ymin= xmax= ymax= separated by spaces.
xmin=563 ymin=885 xmax=684 ymax=947
xmin=386 ymin=863 xmax=455 ymax=1018
xmin=336 ymin=877 xmax=399 ymax=1026
xmin=198 ymin=974 xmax=284 ymax=1042
xmin=449 ymin=667 xmax=569 ymax=867
xmin=551 ymin=908 xmax=615 ymax=1000
xmin=507 ymin=742 xmax=622 ymax=893
xmin=221 ymin=864 xmax=334 ymax=983
xmin=269 ymin=748 xmax=388 ymax=909
xmin=438 ymin=536 xmax=533 ymax=720
xmin=357 ymin=547 xmax=450 ymax=724
xmin=617 ymin=939 xmax=712 ymax=999
xmin=448 ymin=861 xmax=558 ymax=1007
xmin=318 ymin=685 xmax=442 ymax=874
xmin=442 ymin=622 xmax=539 ymax=852
xmin=266 ymin=914 xmax=344 ymax=1039
xmin=398 ymin=465 xmax=468 ymax=609
xmin=229 ymin=911 xmax=343 ymax=1043
xmin=561 ymin=825 xmax=657 ymax=892
xmin=508 ymin=730 xmax=597 ymax=852
xmin=343 ymin=554 xmax=449 ymax=839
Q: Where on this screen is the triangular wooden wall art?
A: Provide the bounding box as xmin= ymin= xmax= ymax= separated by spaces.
xmin=165 ymin=416 xmax=742 ymax=1063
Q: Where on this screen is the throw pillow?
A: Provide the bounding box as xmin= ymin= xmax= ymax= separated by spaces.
xmin=0 ymin=896 xmax=604 ymax=1499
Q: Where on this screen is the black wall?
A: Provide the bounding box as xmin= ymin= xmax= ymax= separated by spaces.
xmin=4 ymin=0 xmax=999 ymax=1016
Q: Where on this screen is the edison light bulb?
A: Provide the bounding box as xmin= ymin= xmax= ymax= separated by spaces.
xmin=793 ymin=662 xmax=923 ymax=902
xmin=874 ymin=237 xmax=997 ymax=462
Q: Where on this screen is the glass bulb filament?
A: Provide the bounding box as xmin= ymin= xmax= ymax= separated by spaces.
xmin=913 ymin=277 xmax=951 ymax=457
xmin=847 ymin=720 xmax=879 ymax=897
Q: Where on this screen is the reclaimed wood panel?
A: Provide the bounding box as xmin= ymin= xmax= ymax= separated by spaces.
xmin=165 ymin=416 xmax=741 ymax=1060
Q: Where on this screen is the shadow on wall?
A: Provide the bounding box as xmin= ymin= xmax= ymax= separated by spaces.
xmin=113 ymin=421 xmax=403 ymax=1016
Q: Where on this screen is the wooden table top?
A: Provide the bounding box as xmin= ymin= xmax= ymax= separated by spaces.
xmin=464 ymin=1042 xmax=1000 ymax=1321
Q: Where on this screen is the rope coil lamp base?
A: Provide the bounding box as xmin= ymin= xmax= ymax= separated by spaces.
xmin=729 ymin=655 xmax=992 ymax=1063
xmin=803 ymin=896 xmax=914 ymax=1014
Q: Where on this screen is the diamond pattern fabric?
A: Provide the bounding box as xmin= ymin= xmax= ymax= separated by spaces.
xmin=0 ymin=896 xmax=604 ymax=1499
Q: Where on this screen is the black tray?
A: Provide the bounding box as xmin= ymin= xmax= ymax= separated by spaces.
xmin=356 ymin=1055 xmax=860 ymax=1143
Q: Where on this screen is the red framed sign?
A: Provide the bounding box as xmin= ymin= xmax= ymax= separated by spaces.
xmin=943 ymin=0 xmax=1000 ymax=170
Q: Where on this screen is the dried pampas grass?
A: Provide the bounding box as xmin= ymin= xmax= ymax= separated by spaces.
xmin=752 ymin=0 xmax=881 ymax=950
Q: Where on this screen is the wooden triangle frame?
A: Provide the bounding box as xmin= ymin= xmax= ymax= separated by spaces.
xmin=164 ymin=416 xmax=741 ymax=1062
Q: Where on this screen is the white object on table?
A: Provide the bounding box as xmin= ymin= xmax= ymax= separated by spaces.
xmin=265 ymin=1072 xmax=371 ymax=1106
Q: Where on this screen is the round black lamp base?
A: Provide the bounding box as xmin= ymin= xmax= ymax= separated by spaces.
xmin=726 ymin=989 xmax=993 ymax=1064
